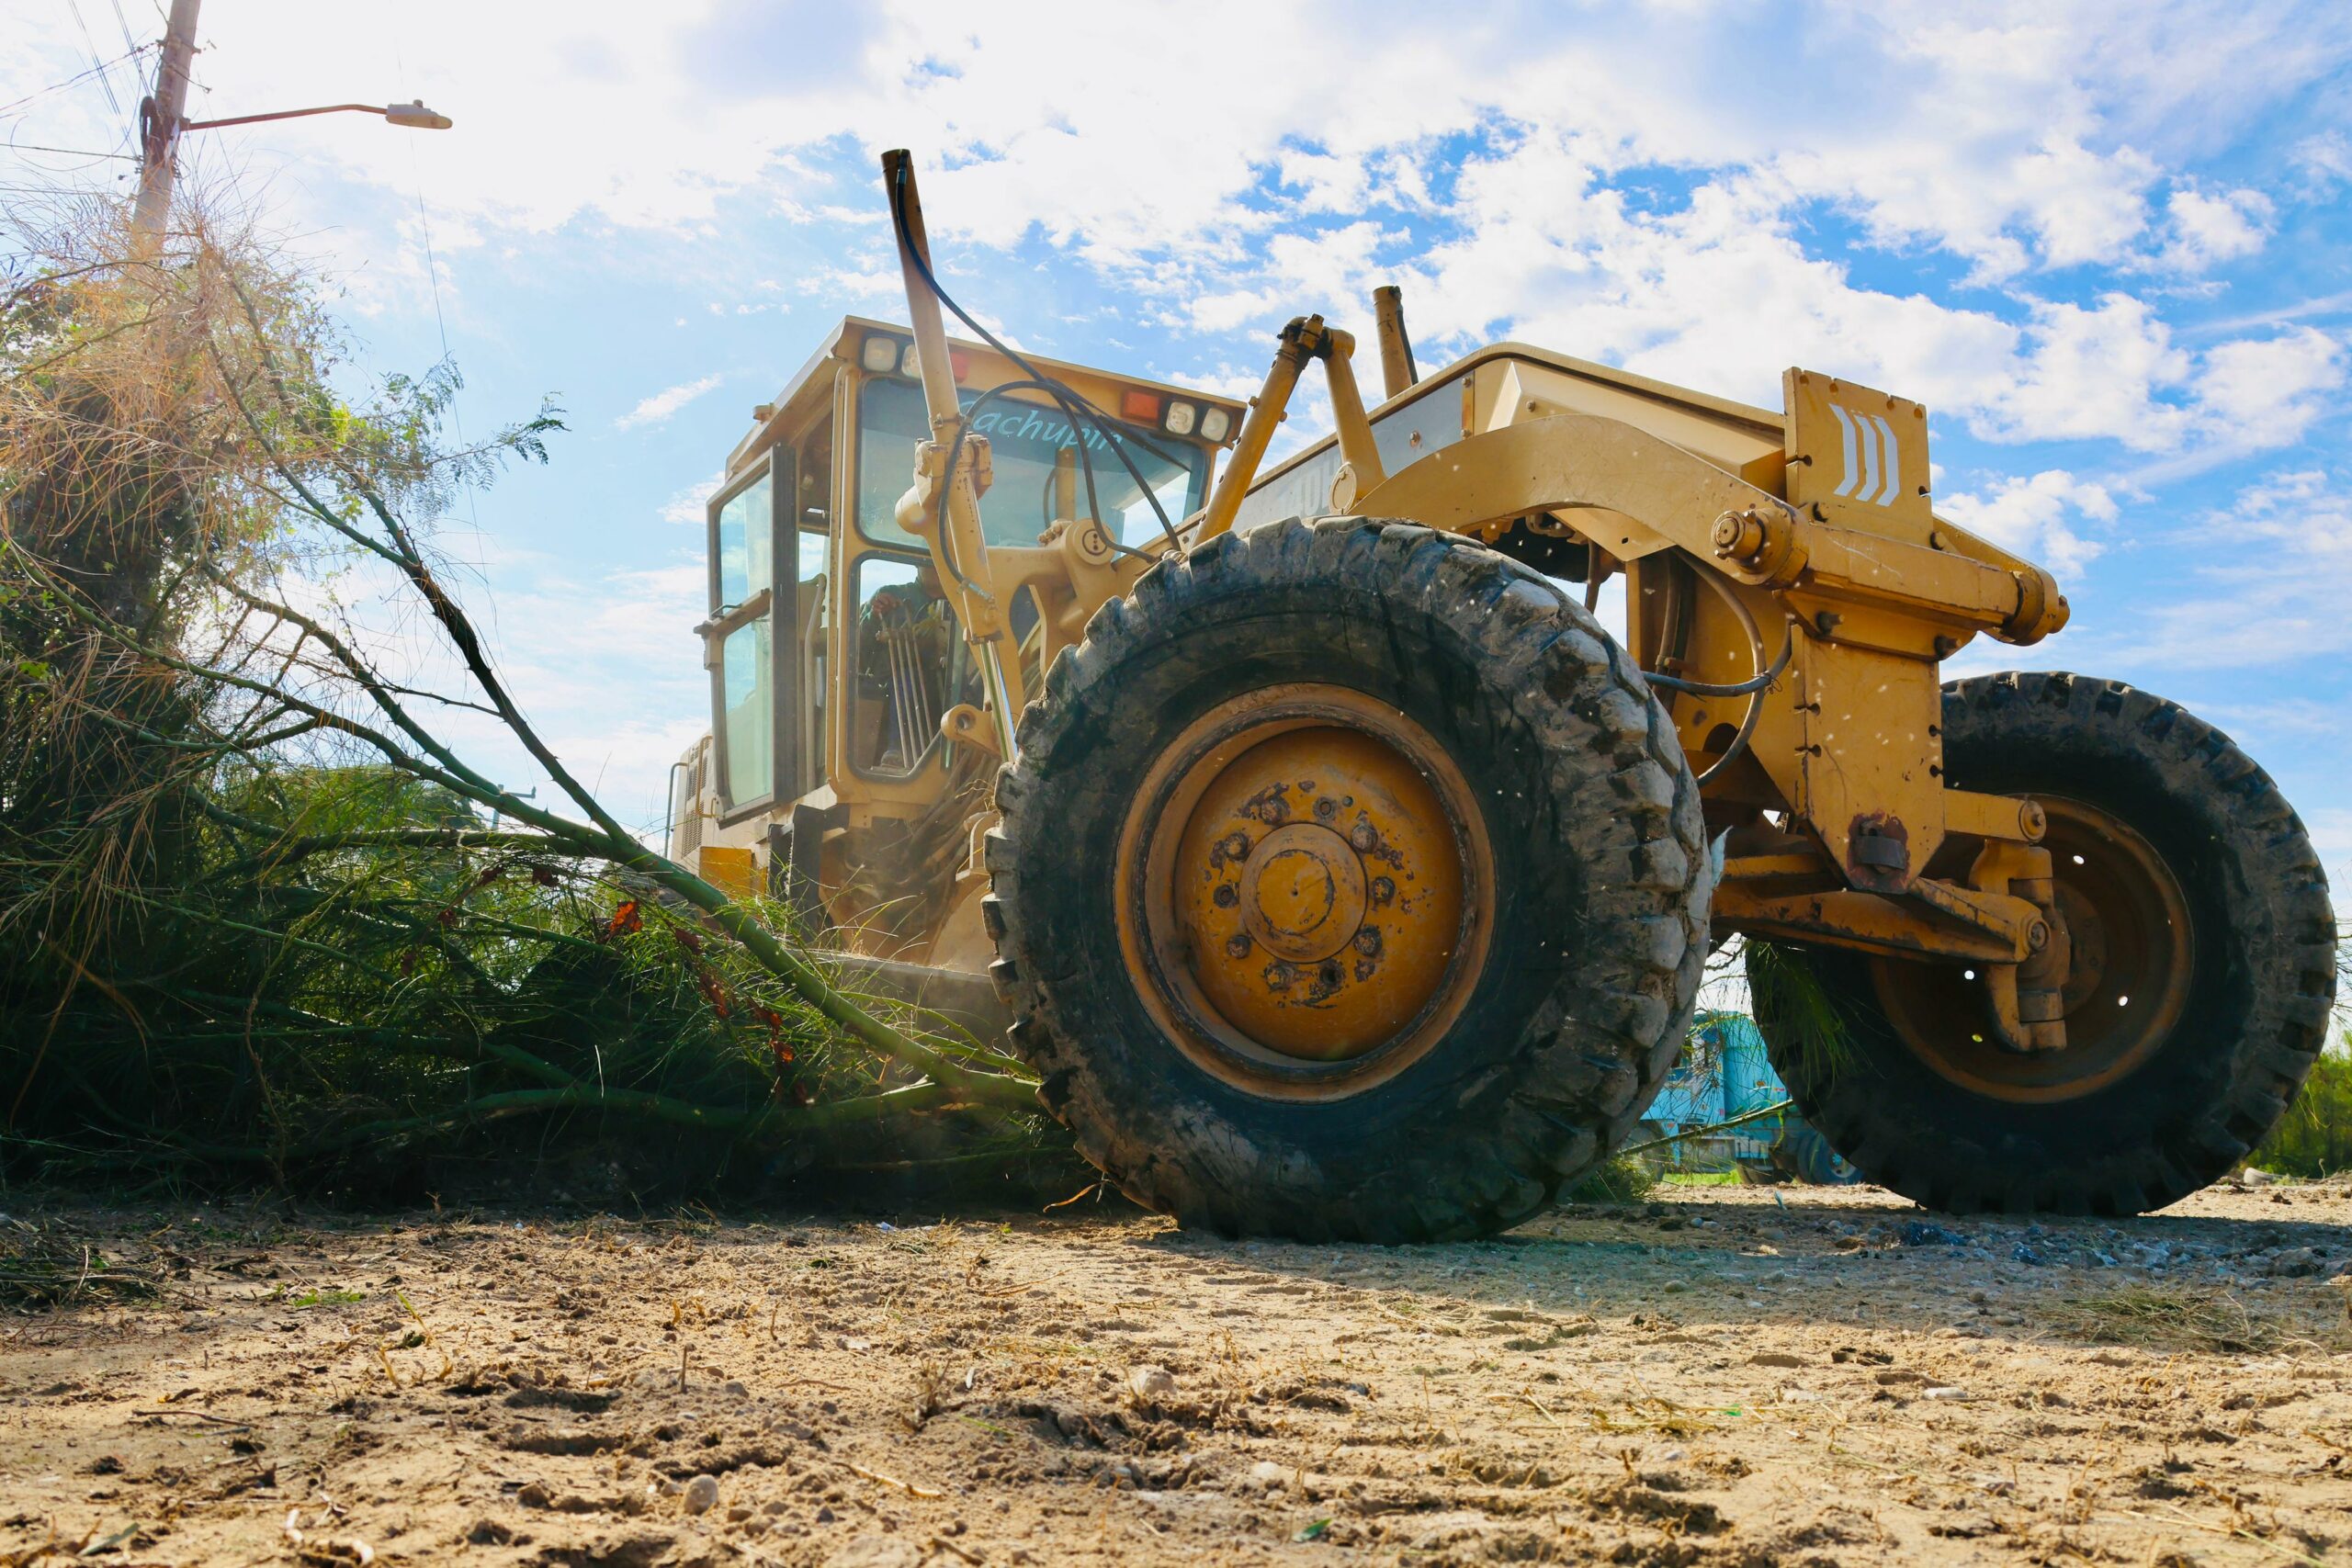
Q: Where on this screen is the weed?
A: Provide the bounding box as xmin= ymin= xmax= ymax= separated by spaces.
xmin=288 ymin=1288 xmax=365 ymax=1310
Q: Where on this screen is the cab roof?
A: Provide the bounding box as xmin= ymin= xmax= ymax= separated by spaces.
xmin=726 ymin=315 xmax=1248 ymax=479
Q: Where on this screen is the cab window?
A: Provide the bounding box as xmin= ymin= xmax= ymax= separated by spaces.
xmin=854 ymin=378 xmax=1207 ymax=552
xmin=709 ymin=468 xmax=775 ymax=809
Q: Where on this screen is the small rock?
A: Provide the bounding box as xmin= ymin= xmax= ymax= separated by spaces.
xmin=683 ymin=1473 xmax=721 ymax=1515
xmin=465 ymin=1519 xmax=514 ymax=1545
xmin=1900 ymin=1221 xmax=1966 ymax=1247
xmin=815 ymin=1506 xmax=837 ymax=1524
xmin=723 ymin=1380 xmax=750 ymax=1397
xmin=1748 ymin=1351 xmax=1805 ymax=1368
xmin=2242 ymin=1167 xmax=2278 ymax=1187
xmin=1247 ymin=1460 xmax=1291 ymax=1491
xmin=2010 ymin=1243 xmax=2046 ymax=1267
xmin=1922 ymin=1386 xmax=1969 ymax=1400
xmin=1126 ymin=1364 xmax=1177 ymax=1402
xmin=517 ymin=1482 xmax=551 ymax=1509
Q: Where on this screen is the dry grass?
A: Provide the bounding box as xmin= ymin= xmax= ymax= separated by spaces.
xmin=2032 ymin=1284 xmax=2349 ymax=1357
xmin=0 ymin=1214 xmax=159 ymax=1310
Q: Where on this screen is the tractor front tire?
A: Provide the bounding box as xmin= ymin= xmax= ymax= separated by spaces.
xmin=1750 ymin=671 xmax=2335 ymax=1215
xmin=982 ymin=517 xmax=1711 ymax=1242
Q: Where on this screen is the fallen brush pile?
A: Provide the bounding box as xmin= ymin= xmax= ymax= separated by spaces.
xmin=0 ymin=764 xmax=1061 ymax=1197
xmin=0 ymin=195 xmax=1054 ymax=1203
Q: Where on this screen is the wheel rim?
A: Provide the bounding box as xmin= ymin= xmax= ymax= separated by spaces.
xmin=1114 ymin=683 xmax=1494 ymax=1101
xmin=1869 ymin=796 xmax=2195 ymax=1104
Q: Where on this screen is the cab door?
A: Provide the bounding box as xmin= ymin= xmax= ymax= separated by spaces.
xmin=702 ymin=450 xmax=794 ymax=823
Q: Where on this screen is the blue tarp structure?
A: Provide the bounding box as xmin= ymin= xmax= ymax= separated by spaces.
xmin=1640 ymin=1011 xmax=1853 ymax=1180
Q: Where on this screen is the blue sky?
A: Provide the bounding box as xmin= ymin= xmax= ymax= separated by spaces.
xmin=6 ymin=0 xmax=2350 ymax=868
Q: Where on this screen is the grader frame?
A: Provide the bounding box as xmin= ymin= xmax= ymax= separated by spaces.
xmin=870 ymin=152 xmax=2078 ymax=1055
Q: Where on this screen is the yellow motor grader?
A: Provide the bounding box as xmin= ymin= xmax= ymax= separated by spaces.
xmin=668 ymin=152 xmax=2335 ymax=1240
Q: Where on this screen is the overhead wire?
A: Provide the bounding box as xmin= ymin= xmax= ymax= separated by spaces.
xmin=0 ymin=44 xmax=152 ymax=121
xmin=3 ymin=141 xmax=136 ymax=162
xmin=107 ymin=0 xmax=143 ymax=59
xmin=65 ymin=1 xmax=126 ymax=117
xmin=393 ymin=32 xmax=482 ymax=543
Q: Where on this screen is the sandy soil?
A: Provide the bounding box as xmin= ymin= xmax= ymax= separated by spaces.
xmin=4 ymin=1180 xmax=2349 ymax=1567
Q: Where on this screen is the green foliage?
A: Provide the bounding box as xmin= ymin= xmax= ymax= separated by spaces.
xmin=288 ymin=1287 xmax=366 ymax=1309
xmin=1569 ymin=1153 xmax=1658 ymax=1203
xmin=0 ymin=751 xmax=1022 ymax=1191
xmin=2253 ymin=1041 xmax=2352 ymax=1179
xmin=1744 ymin=940 xmax=1852 ymax=1083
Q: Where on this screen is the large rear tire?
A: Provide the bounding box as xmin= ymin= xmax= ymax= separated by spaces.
xmin=982 ymin=517 xmax=1711 ymax=1242
xmin=1749 ymin=671 xmax=2335 ymax=1215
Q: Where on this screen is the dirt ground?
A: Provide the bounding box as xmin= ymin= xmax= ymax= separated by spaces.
xmin=4 ymin=1180 xmax=2349 ymax=1568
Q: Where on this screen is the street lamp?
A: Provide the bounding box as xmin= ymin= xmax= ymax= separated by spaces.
xmin=178 ymin=99 xmax=455 ymax=133
xmin=128 ymin=0 xmax=456 ymax=250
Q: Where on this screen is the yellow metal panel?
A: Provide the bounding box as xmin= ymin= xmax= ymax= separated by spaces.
xmin=1712 ymin=886 xmax=2028 ymax=964
xmin=1783 ymin=368 xmax=1934 ymax=540
xmin=1792 ymin=633 xmax=1946 ymax=890
xmin=696 ymin=844 xmax=761 ymax=900
xmin=1496 ymin=359 xmax=1785 ymax=478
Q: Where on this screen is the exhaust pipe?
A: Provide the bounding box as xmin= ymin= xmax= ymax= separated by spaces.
xmin=1373 ymin=284 xmax=1419 ymax=400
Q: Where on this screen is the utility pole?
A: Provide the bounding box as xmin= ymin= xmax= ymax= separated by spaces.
xmin=130 ymin=0 xmax=201 ymax=253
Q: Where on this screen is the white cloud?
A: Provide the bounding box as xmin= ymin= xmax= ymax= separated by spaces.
xmin=661 ymin=477 xmax=722 ymax=525
xmin=616 ymin=375 xmax=722 ymax=431
xmin=1939 ymin=470 xmax=2119 ymax=576
xmin=2295 ymin=131 xmax=2352 ymax=193
xmin=12 ymin=1 xmax=2343 ymax=448
xmin=2100 ymin=468 xmax=2352 ymax=671
xmin=2191 ymin=328 xmax=2346 ymax=454
xmin=1982 ymin=295 xmax=2194 ymax=450
xmin=2 ymin=2 xmax=2301 ymax=299
xmin=2158 ymin=184 xmax=2273 ymax=272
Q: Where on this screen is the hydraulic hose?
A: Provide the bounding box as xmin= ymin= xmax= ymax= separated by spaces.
xmin=1636 ymin=565 xmax=1793 ymax=786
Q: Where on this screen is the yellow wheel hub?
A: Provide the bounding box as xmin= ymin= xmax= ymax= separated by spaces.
xmin=1116 ymin=684 xmax=1491 ymax=1097
xmin=1238 ymin=823 xmax=1369 ymax=964
xmin=1870 ymin=796 xmax=2194 ymax=1104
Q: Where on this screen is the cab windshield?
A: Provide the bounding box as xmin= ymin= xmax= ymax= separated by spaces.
xmin=855 ymin=378 xmax=1206 ymax=552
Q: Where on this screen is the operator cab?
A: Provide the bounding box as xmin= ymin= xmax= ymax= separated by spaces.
xmin=667 ymin=316 xmax=1243 ymax=963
